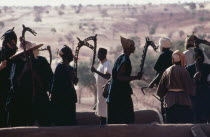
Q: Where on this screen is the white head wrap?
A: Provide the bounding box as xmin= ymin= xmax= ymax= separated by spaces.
xmin=159 ymin=37 xmax=172 ymax=52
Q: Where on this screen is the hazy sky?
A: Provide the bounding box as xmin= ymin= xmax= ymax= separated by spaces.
xmin=0 ymin=0 xmax=209 ymax=6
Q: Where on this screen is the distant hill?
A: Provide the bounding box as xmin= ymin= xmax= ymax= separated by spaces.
xmin=0 ymin=3 xmax=210 ymax=68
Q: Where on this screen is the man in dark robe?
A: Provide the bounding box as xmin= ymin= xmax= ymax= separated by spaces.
xmin=107 ymin=36 xmax=143 ymax=124
xmin=186 ymin=48 xmax=210 ymax=123
xmin=0 ymin=28 xmax=17 ymax=127
xmin=30 ymin=43 xmax=53 ymax=126
xmin=8 ymin=41 xmax=53 ymax=126
xmin=51 ymin=45 xmax=78 ymax=126
xmin=149 ymin=37 xmax=173 ymax=88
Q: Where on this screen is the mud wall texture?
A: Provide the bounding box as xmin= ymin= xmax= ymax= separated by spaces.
xmin=0 ymin=124 xmax=210 ymax=137
xmin=77 ymin=110 xmax=161 ymax=125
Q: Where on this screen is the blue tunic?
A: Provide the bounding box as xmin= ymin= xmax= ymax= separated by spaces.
xmin=107 ymin=54 xmax=134 ymax=124
xmin=51 ymin=63 xmax=77 ymax=126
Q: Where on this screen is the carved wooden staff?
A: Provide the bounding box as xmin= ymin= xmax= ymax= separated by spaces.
xmin=74 ymin=34 xmax=97 ymax=78
xmin=21 ymin=25 xmax=37 ymax=61
xmin=39 ymin=45 xmax=52 ymax=66
xmin=139 ymin=37 xmax=158 ymax=94
xmin=153 ymin=95 xmax=167 ymax=123
xmin=187 ymin=33 xmax=210 ymax=48
xmin=21 ymin=24 xmax=37 ymax=97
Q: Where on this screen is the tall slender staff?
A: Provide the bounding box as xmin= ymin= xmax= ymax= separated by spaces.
xmin=21 ymin=24 xmax=37 ymax=97
xmin=139 ymin=37 xmax=158 ymax=94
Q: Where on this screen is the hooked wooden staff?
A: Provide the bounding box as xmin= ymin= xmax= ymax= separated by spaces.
xmin=21 ymin=24 xmax=37 ymax=61
xmin=21 ymin=24 xmax=37 ymax=97
xmin=139 ymin=37 xmax=158 ymax=95
xmin=39 ymin=45 xmax=52 ymax=66
xmin=74 ymin=34 xmax=97 ymax=78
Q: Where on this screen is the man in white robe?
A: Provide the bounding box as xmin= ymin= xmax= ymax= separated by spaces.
xmin=91 ymin=48 xmax=112 ymax=125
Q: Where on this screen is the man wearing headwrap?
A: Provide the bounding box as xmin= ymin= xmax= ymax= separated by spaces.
xmin=183 ymin=34 xmax=210 ymax=66
xmin=156 ymin=50 xmax=195 ymax=123
xmin=0 ymin=28 xmax=17 ymax=127
xmin=7 ymin=41 xmax=53 ymax=126
xmin=149 ymin=37 xmax=173 ymax=88
xmin=106 ymin=36 xmax=143 ymax=124
xmin=51 ymin=45 xmax=78 ymax=126
xmin=186 ymin=48 xmax=210 ymax=123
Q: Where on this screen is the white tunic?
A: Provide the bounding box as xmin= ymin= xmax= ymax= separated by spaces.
xmin=94 ymin=60 xmax=112 ymax=117
xmin=183 ymin=47 xmax=210 ymax=66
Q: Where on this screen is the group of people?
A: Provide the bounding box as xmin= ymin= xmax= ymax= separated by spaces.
xmin=94 ymin=34 xmax=210 ymax=125
xmin=155 ymin=35 xmax=210 ymax=124
xmin=0 ymin=28 xmax=54 ymax=127
xmin=0 ymin=27 xmax=210 ymax=127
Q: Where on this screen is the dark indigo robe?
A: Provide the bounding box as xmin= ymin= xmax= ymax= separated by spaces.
xmin=153 ymin=49 xmax=173 ymax=85
xmin=0 ymin=48 xmax=15 ymax=127
xmin=8 ymin=58 xmax=33 ymax=126
xmin=31 ymin=56 xmax=53 ymax=126
xmin=51 ymin=63 xmax=77 ymax=126
xmin=8 ymin=56 xmax=53 ymax=126
xmin=107 ymin=54 xmax=134 ymax=124
xmin=186 ymin=63 xmax=210 ymax=123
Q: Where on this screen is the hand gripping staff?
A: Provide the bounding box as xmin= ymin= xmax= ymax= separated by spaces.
xmin=74 ymin=34 xmax=97 ymax=78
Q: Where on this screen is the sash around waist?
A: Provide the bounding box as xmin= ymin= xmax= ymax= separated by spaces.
xmin=168 ymin=89 xmax=184 ymax=92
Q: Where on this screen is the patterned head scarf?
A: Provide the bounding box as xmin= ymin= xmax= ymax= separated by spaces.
xmin=159 ymin=37 xmax=172 ymax=52
xmin=172 ymin=50 xmax=186 ymax=67
xmin=120 ymin=36 xmax=135 ymax=51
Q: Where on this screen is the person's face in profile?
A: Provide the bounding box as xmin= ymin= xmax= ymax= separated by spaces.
xmin=130 ymin=44 xmax=136 ymax=53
